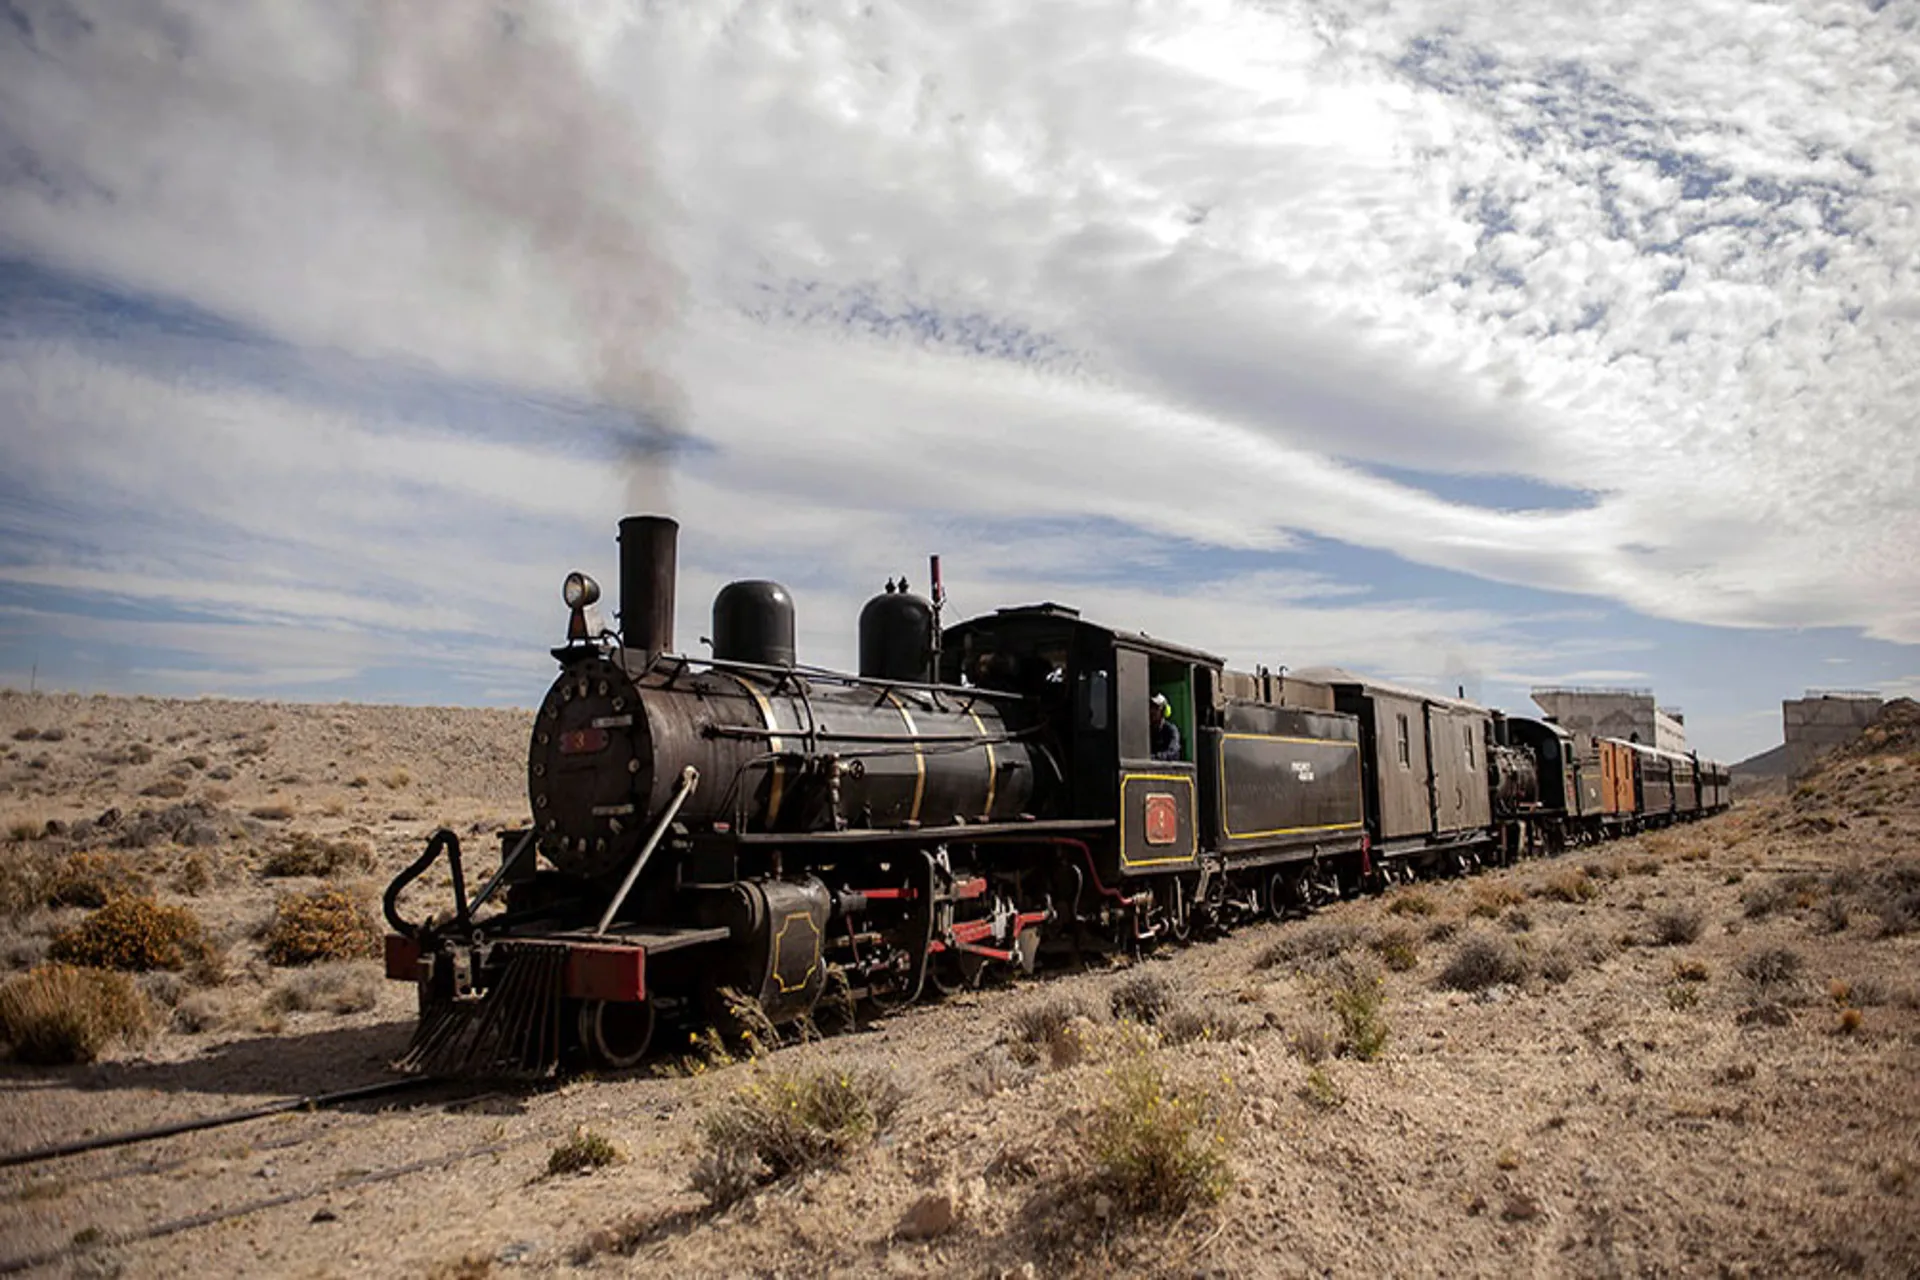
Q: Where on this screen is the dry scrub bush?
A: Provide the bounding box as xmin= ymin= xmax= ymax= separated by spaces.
xmin=1738 ymin=946 xmax=1805 ymax=992
xmin=1291 ymin=1023 xmax=1333 ymax=1065
xmin=268 ymin=962 xmax=382 ymax=1014
xmin=1158 ymin=1002 xmax=1250 ymax=1046
xmin=1386 ymin=889 xmax=1438 ymax=918
xmin=172 ymin=990 xmax=236 ymax=1033
xmin=1370 ymin=924 xmax=1420 ymax=972
xmin=0 ymin=852 xmax=51 ymax=916
xmin=1009 ymin=996 xmax=1093 ymax=1067
xmin=1468 ymin=883 xmax=1526 ymax=919
xmin=1085 ymin=1047 xmax=1237 ymax=1216
xmin=547 ymin=1126 xmax=624 ymax=1177
xmin=1299 ymin=1065 xmax=1343 ymax=1109
xmin=172 ymin=853 xmax=213 ymax=896
xmin=261 ymin=833 xmax=375 ymax=879
xmin=691 ymin=1067 xmax=904 ymax=1207
xmin=263 ymin=888 xmax=381 ymax=966
xmin=1538 ymin=868 xmax=1599 ymax=904
xmin=50 ymin=897 xmax=215 ymax=975
xmin=1110 ymin=972 xmax=1177 ymax=1024
xmin=1439 ymin=932 xmax=1530 ymax=992
xmin=0 ymin=964 xmax=151 ymax=1064
xmin=46 ymin=851 xmax=150 ymax=909
xmin=1254 ymin=921 xmax=1366 ymax=971
xmin=1648 ymin=905 xmax=1704 ymax=946
xmin=1327 ymin=962 xmax=1389 ymax=1061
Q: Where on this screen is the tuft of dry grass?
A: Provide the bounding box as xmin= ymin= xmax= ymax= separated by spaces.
xmin=1369 ymin=924 xmax=1420 ymax=972
xmin=1084 ymin=1045 xmax=1237 ymax=1216
xmin=547 ymin=1126 xmax=625 ymax=1177
xmin=691 ymin=1067 xmax=904 ymax=1208
xmin=1254 ymin=920 xmax=1367 ymax=971
xmin=1009 ymin=996 xmax=1094 ymax=1068
xmin=1648 ymin=905 xmax=1704 ymax=946
xmin=268 ymin=962 xmax=382 ymax=1014
xmin=45 ymin=851 xmax=150 ymax=909
xmin=0 ymin=964 xmax=152 ymax=1064
xmin=262 ymin=888 xmax=382 ymax=966
xmin=1537 ymin=868 xmax=1599 ymax=904
xmin=172 ymin=853 xmax=213 ymax=896
xmin=1467 ymin=883 xmax=1527 ymax=919
xmin=261 ymin=833 xmax=375 ymax=879
xmin=1737 ymin=945 xmax=1804 ymax=992
xmin=1438 ymin=932 xmax=1530 ymax=992
xmin=49 ymin=897 xmax=216 ymax=975
xmin=1109 ymin=972 xmax=1177 ymax=1025
xmin=1327 ymin=961 xmax=1389 ymax=1061
xmin=1386 ymin=889 xmax=1438 ymax=918
xmin=1158 ymin=1001 xmax=1250 ymax=1047
xmin=1299 ymin=1065 xmax=1343 ymax=1109
xmin=1538 ymin=930 xmax=1616 ymax=985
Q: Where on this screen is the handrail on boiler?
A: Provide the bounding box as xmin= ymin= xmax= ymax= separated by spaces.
xmin=594 ymin=766 xmax=700 ymax=936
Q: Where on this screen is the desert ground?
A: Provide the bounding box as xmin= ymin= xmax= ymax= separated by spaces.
xmin=0 ymin=688 xmax=1916 ymax=1279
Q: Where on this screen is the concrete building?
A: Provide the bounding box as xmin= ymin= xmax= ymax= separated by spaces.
xmin=1781 ymin=690 xmax=1883 ymax=774
xmin=1530 ymin=687 xmax=1688 ymax=753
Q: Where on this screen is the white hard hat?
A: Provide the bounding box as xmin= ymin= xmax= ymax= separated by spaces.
xmin=1151 ymin=693 xmax=1169 ymax=710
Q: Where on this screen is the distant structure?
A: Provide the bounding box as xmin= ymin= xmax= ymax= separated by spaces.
xmin=1530 ymin=686 xmax=1688 ymax=753
xmin=1781 ymin=690 xmax=1883 ymax=774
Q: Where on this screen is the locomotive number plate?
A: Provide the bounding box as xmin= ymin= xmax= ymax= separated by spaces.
xmin=559 ymin=726 xmax=610 ymax=755
xmin=1144 ymin=792 xmax=1179 ymax=845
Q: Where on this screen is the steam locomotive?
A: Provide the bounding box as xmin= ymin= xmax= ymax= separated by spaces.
xmin=381 ymin=515 xmax=1729 ymax=1075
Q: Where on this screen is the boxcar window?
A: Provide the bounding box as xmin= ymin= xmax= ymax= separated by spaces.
xmin=1395 ymin=713 xmax=1410 ymax=768
xmin=1463 ymin=724 xmax=1475 ymax=770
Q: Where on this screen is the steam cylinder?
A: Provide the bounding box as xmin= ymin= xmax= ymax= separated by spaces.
xmin=712 ymin=580 xmax=797 ymax=667
xmin=859 ymin=587 xmax=935 ymax=682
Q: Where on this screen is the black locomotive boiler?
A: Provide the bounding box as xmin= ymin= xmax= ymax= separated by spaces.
xmin=381 ymin=514 xmax=1727 ymax=1075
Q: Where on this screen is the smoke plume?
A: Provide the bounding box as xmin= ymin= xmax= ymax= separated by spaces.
xmin=360 ymin=2 xmax=685 ymax=511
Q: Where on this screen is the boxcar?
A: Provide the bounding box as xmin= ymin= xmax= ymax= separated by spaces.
xmin=1298 ymin=668 xmax=1494 ymax=864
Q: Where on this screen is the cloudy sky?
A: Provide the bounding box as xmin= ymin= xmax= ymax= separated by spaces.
xmin=1 ymin=0 xmax=1915 ymax=762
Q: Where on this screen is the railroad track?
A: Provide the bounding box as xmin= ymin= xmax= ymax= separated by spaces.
xmin=0 ymin=1076 xmax=519 ymax=1276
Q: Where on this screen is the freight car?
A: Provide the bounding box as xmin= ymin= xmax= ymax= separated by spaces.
xmin=381 ymin=515 xmax=1728 ymax=1076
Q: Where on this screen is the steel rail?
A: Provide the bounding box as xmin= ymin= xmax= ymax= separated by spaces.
xmin=0 ymin=1076 xmax=445 ymax=1171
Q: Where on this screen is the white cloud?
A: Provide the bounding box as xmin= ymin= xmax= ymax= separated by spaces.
xmin=0 ymin=0 xmax=1916 ymax=734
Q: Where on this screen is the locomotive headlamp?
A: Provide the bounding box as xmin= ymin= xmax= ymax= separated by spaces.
xmin=564 ymin=572 xmax=602 ymax=643
xmin=563 ymin=572 xmax=601 ymax=609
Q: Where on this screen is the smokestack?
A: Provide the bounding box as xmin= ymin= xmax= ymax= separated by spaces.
xmin=618 ymin=515 xmax=677 ymax=660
